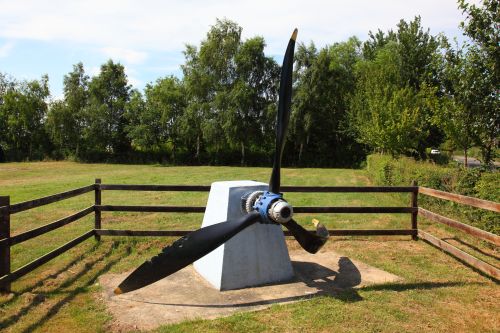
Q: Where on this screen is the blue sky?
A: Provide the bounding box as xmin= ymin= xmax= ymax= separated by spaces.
xmin=0 ymin=0 xmax=477 ymax=99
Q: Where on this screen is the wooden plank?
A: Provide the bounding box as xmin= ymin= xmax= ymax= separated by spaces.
xmin=0 ymin=196 xmax=10 ymax=292
xmin=95 ymin=179 xmax=101 ymax=241
xmin=0 ymin=230 xmax=94 ymax=285
xmin=96 ymin=205 xmax=206 ymax=213
xmin=100 ymin=184 xmax=211 ymax=191
xmin=293 ymin=207 xmax=415 ymax=213
xmin=8 ymin=206 xmax=94 ymax=246
xmin=419 ymin=187 xmax=500 ymax=212
xmin=96 ymin=205 xmax=415 ymax=214
xmin=418 ymin=208 xmax=500 ymax=246
xmin=418 ymin=230 xmax=499 ymax=280
xmin=9 ymin=185 xmax=95 ymax=214
xmin=96 ymin=229 xmax=190 ymax=236
xmin=95 ymin=228 xmax=416 ymax=237
xmin=281 ymin=186 xmax=418 ymax=193
xmin=411 ymin=180 xmax=418 ymax=240
xmin=99 ymin=184 xmax=417 ymax=193
xmin=326 ymin=229 xmax=416 ymax=236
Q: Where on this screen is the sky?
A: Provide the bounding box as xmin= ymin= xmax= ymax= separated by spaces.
xmin=0 ymin=0 xmax=478 ymax=99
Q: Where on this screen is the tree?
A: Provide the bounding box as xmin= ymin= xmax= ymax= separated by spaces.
xmin=292 ymin=37 xmax=365 ymax=166
xmin=290 ymin=42 xmax=317 ymax=164
xmin=225 ymin=36 xmax=279 ymax=164
xmin=456 ymin=0 xmax=499 ymax=165
xmin=197 ymin=18 xmax=241 ymax=160
xmin=351 ymin=42 xmax=438 ymax=156
xmin=181 ymin=18 xmax=279 ymax=164
xmin=351 ymin=17 xmax=443 ymax=157
xmin=46 ymin=63 xmax=89 ymax=157
xmin=0 ymin=73 xmax=17 ymax=161
xmin=63 ymin=62 xmax=88 ymax=156
xmin=127 ymin=77 xmax=186 ymax=161
xmin=83 ymin=60 xmax=131 ymax=155
xmin=0 ymin=75 xmax=50 ymax=160
xmin=46 ymin=100 xmax=75 ymax=157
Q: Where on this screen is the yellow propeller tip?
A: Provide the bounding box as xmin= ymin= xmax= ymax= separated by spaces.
xmin=114 ymin=287 xmax=123 ymax=295
xmin=291 ymin=28 xmax=298 ymax=41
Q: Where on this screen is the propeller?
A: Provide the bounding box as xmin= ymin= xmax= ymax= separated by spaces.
xmin=114 ymin=29 xmax=329 ymax=295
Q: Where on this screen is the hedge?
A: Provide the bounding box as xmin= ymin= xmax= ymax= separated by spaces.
xmin=366 ymin=154 xmax=499 ymax=234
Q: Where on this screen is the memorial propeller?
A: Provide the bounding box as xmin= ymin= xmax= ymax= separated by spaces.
xmin=114 ymin=29 xmax=329 ymax=295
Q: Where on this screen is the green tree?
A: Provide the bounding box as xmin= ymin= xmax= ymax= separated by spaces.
xmin=290 ymin=42 xmax=317 ymax=164
xmin=181 ymin=18 xmax=279 ymax=164
xmin=456 ymin=0 xmax=499 ymax=165
xmin=351 ymin=42 xmax=438 ymax=156
xmin=0 ymin=73 xmax=17 ymax=161
xmin=292 ymin=37 xmax=365 ymax=166
xmin=46 ymin=100 xmax=75 ymax=157
xmin=83 ymin=60 xmax=131 ymax=155
xmin=351 ymin=17 xmax=443 ymax=157
xmin=225 ymin=36 xmax=279 ymax=164
xmin=46 ymin=63 xmax=89 ymax=158
xmin=127 ymin=77 xmax=186 ymax=161
xmin=0 ymin=75 xmax=50 ymax=160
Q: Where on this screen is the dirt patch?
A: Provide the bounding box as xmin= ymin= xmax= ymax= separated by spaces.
xmin=98 ymin=250 xmax=400 ymax=331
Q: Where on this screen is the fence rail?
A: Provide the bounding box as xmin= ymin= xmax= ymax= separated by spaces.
xmin=0 ymin=178 xmax=498 ymax=292
xmin=418 ymin=207 xmax=500 ymax=246
xmin=419 ymin=186 xmax=500 ymax=212
xmin=7 ymin=185 xmax=95 ymax=214
xmin=94 ymin=228 xmax=418 ymax=237
xmin=418 ymin=230 xmax=500 ymax=280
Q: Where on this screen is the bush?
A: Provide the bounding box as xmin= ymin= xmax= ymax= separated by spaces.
xmin=366 ymin=154 xmax=499 ymax=234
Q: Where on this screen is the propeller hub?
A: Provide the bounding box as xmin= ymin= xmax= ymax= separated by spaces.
xmin=269 ymin=199 xmax=293 ymax=224
xmin=253 ymin=191 xmax=293 ymax=224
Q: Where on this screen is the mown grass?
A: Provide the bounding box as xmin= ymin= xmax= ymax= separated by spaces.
xmin=0 ymin=161 xmax=498 ymax=333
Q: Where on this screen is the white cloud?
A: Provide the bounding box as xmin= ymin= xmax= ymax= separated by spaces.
xmin=0 ymin=0 xmax=479 ymax=56
xmin=88 ymin=66 xmax=101 ymax=77
xmin=0 ymin=41 xmax=14 ymax=58
xmin=127 ymin=75 xmax=142 ymax=88
xmin=100 ymin=47 xmax=148 ymax=64
xmin=123 ymin=66 xmax=142 ymax=87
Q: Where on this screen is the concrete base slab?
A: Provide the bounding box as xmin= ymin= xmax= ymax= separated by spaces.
xmin=99 ymin=250 xmax=401 ymax=331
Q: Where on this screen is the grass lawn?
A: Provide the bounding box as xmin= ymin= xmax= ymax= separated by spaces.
xmin=0 ymin=161 xmax=498 ymax=332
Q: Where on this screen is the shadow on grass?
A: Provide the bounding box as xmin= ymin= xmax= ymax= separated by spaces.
xmin=442 ymin=237 xmax=500 ymax=261
xmin=359 ymin=281 xmax=482 ymax=292
xmin=421 ymin=237 xmax=499 ymax=283
xmin=0 ymin=242 xmax=102 ymax=308
xmin=0 ymin=242 xmax=125 ymax=331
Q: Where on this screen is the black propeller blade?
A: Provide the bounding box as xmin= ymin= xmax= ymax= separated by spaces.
xmin=115 ymin=211 xmax=261 ymax=294
xmin=266 ymin=29 xmax=329 ymax=253
xmin=269 ymin=28 xmax=297 ymax=194
xmin=282 ymin=219 xmax=329 ymax=254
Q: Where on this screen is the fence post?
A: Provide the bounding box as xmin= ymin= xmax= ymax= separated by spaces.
xmin=411 ymin=180 xmax=418 ymax=240
xmin=0 ymin=196 xmax=11 ymax=293
xmin=95 ymin=179 xmax=101 ymax=241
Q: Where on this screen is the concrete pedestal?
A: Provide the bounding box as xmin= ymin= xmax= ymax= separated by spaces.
xmin=194 ymin=181 xmax=294 ymax=290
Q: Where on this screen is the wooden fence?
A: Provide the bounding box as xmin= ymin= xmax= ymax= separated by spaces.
xmin=0 ymin=178 xmax=498 ymax=292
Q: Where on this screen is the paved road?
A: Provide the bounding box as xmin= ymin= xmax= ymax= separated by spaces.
xmin=453 ymin=156 xmax=500 ymax=168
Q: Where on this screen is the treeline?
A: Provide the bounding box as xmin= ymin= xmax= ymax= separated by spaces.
xmin=0 ymin=0 xmax=497 ymax=167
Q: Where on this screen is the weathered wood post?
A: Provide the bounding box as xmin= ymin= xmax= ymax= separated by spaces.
xmin=95 ymin=178 xmax=101 ymax=241
xmin=0 ymin=196 xmax=11 ymax=293
xmin=411 ymin=180 xmax=418 ymax=240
